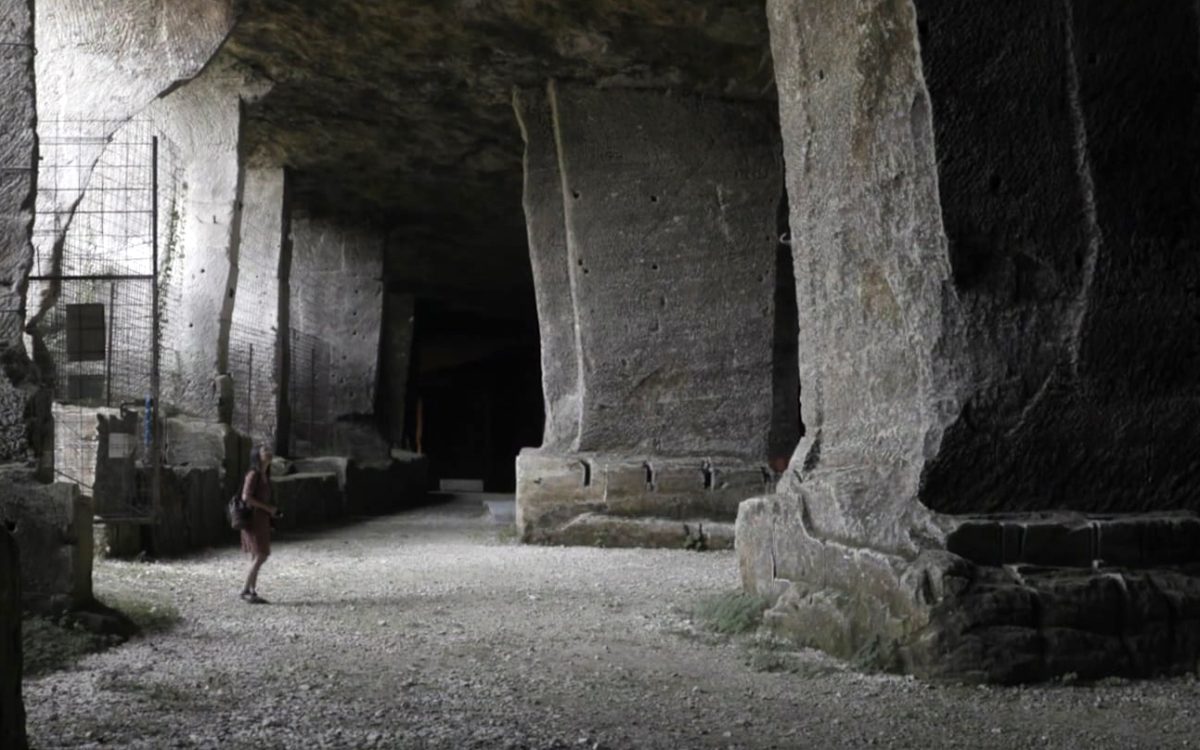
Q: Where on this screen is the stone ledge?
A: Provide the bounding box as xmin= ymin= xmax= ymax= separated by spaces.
xmin=517 ymin=449 xmax=772 ymax=548
xmin=552 ymin=513 xmax=734 ymax=550
xmin=947 ymin=512 xmax=1200 ymax=569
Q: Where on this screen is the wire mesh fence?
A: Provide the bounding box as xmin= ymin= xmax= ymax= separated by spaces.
xmin=228 ymin=320 xmax=278 ymax=447
xmin=288 ymin=328 xmax=333 ymax=456
xmin=26 ymin=118 xmax=179 ymax=520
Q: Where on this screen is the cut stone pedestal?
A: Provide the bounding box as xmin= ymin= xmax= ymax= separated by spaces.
xmin=740 ymin=497 xmax=1200 ymax=682
xmin=518 ymin=450 xmax=772 ymax=550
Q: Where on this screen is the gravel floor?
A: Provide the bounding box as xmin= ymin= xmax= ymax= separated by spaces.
xmin=22 ymin=497 xmax=1200 ymax=749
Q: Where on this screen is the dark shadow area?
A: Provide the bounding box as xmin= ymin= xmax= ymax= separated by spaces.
xmin=768 ymin=190 xmax=801 ymax=470
xmin=403 ymin=299 xmax=543 ymax=493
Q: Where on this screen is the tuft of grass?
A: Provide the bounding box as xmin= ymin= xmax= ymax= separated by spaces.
xmin=692 ymin=591 xmax=770 ymax=635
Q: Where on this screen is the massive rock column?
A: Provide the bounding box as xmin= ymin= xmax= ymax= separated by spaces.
xmin=287 ymin=215 xmax=386 ymax=458
xmin=147 ymin=62 xmax=263 ymax=419
xmin=740 ymin=0 xmax=1200 ymax=682
xmin=228 ymin=167 xmax=289 ymax=447
xmin=0 ymin=11 xmax=32 ymax=742
xmin=513 ymin=83 xmax=784 ymax=549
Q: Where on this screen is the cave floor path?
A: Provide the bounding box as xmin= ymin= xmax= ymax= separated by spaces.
xmin=23 ymin=496 xmax=1200 ymax=749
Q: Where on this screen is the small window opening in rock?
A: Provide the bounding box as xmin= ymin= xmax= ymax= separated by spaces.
xmin=581 ymin=460 xmax=592 ymax=487
xmin=571 ymin=190 xmax=581 ymax=200
xmin=702 ymin=463 xmax=714 ymax=490
xmin=650 ymin=195 xmax=658 ymax=203
xmin=643 ymin=462 xmax=654 ymax=489
xmin=650 ymin=263 xmax=659 ymax=271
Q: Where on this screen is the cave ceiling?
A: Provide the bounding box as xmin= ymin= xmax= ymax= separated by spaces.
xmin=219 ymin=0 xmax=775 ymax=310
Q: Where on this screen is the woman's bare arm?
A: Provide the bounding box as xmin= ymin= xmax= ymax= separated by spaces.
xmin=242 ymin=472 xmax=279 ymax=515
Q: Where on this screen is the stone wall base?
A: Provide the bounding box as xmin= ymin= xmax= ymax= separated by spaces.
xmin=517 ymin=449 xmax=773 ymax=549
xmin=738 ymin=493 xmax=1200 ymax=683
xmin=98 ymin=452 xmax=430 ymax=559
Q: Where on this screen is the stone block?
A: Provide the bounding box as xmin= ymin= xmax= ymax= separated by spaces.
xmin=1139 ymin=515 xmax=1200 ymax=566
xmin=164 ymin=416 xmax=234 ymax=468
xmin=146 ymin=466 xmax=223 ymax=556
xmin=946 ymin=521 xmax=1004 ymax=567
xmin=0 ymin=472 xmax=91 ymax=611
xmin=1095 ymin=517 xmax=1144 ymax=567
xmin=515 ymin=450 xmax=602 ymax=543
xmin=345 ymin=460 xmax=393 ymax=515
xmin=272 ymin=473 xmax=339 ymax=530
xmin=1018 ymin=521 xmax=1095 ymax=568
xmin=0 ymin=527 xmax=26 ymax=750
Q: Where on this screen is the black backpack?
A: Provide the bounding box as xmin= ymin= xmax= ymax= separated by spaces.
xmin=228 ymin=471 xmax=257 ymax=530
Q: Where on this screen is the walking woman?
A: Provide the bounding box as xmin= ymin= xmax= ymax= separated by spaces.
xmin=240 ymin=444 xmax=280 ymax=604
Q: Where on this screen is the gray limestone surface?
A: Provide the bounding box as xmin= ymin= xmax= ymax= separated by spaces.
xmin=768 ymin=0 xmax=959 ymax=554
xmin=288 ymin=215 xmax=385 ymax=454
xmin=513 ymin=87 xmax=580 ymax=452
xmin=0 ymin=0 xmax=35 ymax=463
xmin=229 ymin=168 xmax=287 ymax=447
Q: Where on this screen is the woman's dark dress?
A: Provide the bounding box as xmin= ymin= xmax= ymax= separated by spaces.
xmin=239 ymin=469 xmax=272 ymax=557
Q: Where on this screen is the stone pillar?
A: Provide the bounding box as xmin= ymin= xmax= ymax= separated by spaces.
xmin=513 ymin=87 xmax=580 ymax=451
xmin=0 ymin=526 xmax=25 ymax=750
xmin=288 ymin=215 xmax=386 ymax=458
xmin=0 ymin=0 xmax=36 ymax=464
xmin=742 ymin=0 xmax=1200 ymax=682
xmin=513 ymin=83 xmax=783 ymax=549
xmin=147 ymin=63 xmax=250 ymax=419
xmin=382 ymin=291 xmax=415 ymax=447
xmin=229 ymin=167 xmax=287 ymax=447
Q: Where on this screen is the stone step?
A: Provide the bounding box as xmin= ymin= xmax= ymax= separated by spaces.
xmin=946 ymin=512 xmax=1200 ymax=569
